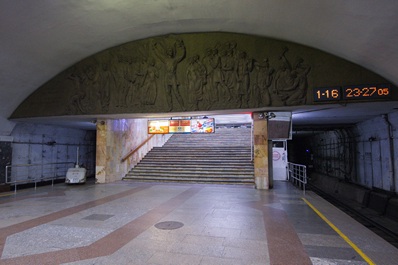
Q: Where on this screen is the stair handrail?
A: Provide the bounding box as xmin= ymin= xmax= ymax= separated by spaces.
xmin=121 ymin=134 xmax=155 ymax=163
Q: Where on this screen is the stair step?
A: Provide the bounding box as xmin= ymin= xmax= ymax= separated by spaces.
xmin=146 ymin=148 xmax=250 ymax=152
xmin=144 ymin=157 xmax=251 ymax=160
xmin=148 ymin=149 xmax=251 ymax=152
xmin=124 ymin=127 xmax=254 ymax=185
xmin=123 ymin=176 xmax=254 ymax=184
xmin=138 ymin=161 xmax=252 ymax=165
xmin=125 ymin=173 xmax=253 ymax=178
xmin=146 ymin=151 xmax=251 ymax=154
xmin=135 ymin=164 xmax=253 ymax=169
xmin=127 ymin=169 xmax=254 ymax=177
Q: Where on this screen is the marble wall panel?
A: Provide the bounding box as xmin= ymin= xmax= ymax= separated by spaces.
xmin=253 ymin=114 xmax=273 ymax=189
xmin=95 ymin=119 xmax=171 ymax=183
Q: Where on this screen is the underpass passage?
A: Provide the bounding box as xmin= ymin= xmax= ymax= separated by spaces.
xmin=0 ymin=180 xmax=397 ymax=264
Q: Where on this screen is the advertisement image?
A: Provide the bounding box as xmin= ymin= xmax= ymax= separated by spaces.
xmin=191 ymin=118 xmax=215 ymax=133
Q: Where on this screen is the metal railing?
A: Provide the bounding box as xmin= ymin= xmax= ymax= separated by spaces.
xmin=5 ymin=162 xmax=75 ymax=193
xmin=287 ymin=162 xmax=307 ymax=195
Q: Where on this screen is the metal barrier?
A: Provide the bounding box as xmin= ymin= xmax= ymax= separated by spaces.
xmin=287 ymin=162 xmax=307 ymax=195
xmin=5 ymin=162 xmax=75 ymax=193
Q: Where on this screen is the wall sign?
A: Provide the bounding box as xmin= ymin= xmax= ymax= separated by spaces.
xmin=273 ymin=151 xmax=281 ymax=161
xmin=313 ymin=84 xmax=391 ymax=102
xmin=190 ymin=118 xmax=215 ymax=134
xmin=148 ymin=120 xmax=170 ymax=134
xmin=148 ymin=118 xmax=215 ymax=134
xmin=169 ymin=119 xmax=191 ymax=133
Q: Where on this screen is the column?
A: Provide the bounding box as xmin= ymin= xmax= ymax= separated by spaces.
xmin=95 ymin=119 xmax=128 ymax=183
xmin=252 ymin=112 xmax=273 ymax=189
xmin=95 ymin=120 xmax=108 ymax=183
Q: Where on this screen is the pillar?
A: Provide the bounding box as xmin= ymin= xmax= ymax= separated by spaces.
xmin=95 ymin=120 xmax=108 ymax=183
xmin=95 ymin=119 xmax=128 ymax=183
xmin=252 ymin=112 xmax=273 ymax=189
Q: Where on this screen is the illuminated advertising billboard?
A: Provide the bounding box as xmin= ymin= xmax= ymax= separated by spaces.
xmin=169 ymin=119 xmax=191 ymax=133
xmin=148 ymin=120 xmax=169 ymax=134
xmin=191 ymin=118 xmax=215 ymax=133
xmin=148 ymin=118 xmax=215 ymax=134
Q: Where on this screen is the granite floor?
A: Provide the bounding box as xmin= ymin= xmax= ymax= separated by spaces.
xmin=0 ymin=180 xmax=397 ymax=265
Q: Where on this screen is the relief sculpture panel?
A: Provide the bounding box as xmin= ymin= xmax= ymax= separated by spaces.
xmin=11 ymin=32 xmax=391 ymax=119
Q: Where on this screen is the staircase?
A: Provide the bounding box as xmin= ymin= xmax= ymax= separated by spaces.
xmin=123 ymin=127 xmax=254 ymax=185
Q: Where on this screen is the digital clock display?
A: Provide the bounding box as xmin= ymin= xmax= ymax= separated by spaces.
xmin=313 ymin=84 xmax=391 ymax=102
xmin=342 ymin=84 xmax=391 ymax=100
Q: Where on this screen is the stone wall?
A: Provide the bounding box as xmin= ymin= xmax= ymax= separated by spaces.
xmin=298 ymin=110 xmax=398 ymax=193
xmin=95 ymin=119 xmax=171 ymax=183
xmin=6 ymin=123 xmax=95 ymax=184
xmin=2 ymin=119 xmax=170 ymax=185
xmin=0 ymin=138 xmax=12 ymax=184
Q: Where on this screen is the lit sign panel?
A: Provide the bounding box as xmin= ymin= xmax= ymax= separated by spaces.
xmin=148 ymin=120 xmax=169 ymax=134
xmin=313 ymin=84 xmax=391 ymax=102
xmin=313 ymin=86 xmax=341 ymax=101
xmin=148 ymin=118 xmax=215 ymax=134
xmin=169 ymin=119 xmax=191 ymax=133
xmin=342 ymin=84 xmax=391 ymax=100
xmin=191 ymin=118 xmax=215 ymax=133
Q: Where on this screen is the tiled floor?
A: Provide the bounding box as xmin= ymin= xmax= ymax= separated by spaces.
xmin=0 ymin=180 xmax=397 ymax=265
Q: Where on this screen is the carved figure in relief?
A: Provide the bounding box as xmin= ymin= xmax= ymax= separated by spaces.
xmin=220 ymin=49 xmax=236 ymax=104
xmin=67 ymin=89 xmax=90 ymax=114
xmin=139 ymin=58 xmax=159 ymax=105
xmin=227 ymin=41 xmax=240 ymax=60
xmin=83 ymin=64 xmax=100 ymax=101
xmin=253 ymin=58 xmax=274 ymax=107
xmin=286 ymin=57 xmax=311 ymax=105
xmin=201 ymin=48 xmax=213 ymax=109
xmin=105 ymin=49 xmax=125 ymax=109
xmin=273 ymin=48 xmax=311 ymax=105
xmin=116 ymin=55 xmax=141 ymax=108
xmin=126 ymin=57 xmax=143 ymax=107
xmin=98 ymin=58 xmax=115 ymax=112
xmin=186 ymin=55 xmax=207 ymax=110
xmin=67 ymin=66 xmax=86 ymax=114
xmin=235 ymin=51 xmax=253 ymax=108
xmin=116 ymin=54 xmax=131 ymax=108
xmin=209 ymin=49 xmax=224 ymax=100
xmin=67 ymin=61 xmax=100 ymax=114
xmin=202 ymin=48 xmax=223 ymax=109
xmin=152 ymin=36 xmax=186 ymax=111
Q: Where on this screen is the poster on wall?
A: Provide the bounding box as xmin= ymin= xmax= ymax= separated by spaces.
xmin=169 ymin=119 xmax=191 ymax=133
xmin=148 ymin=118 xmax=216 ymax=134
xmin=190 ymin=118 xmax=215 ymax=133
xmin=148 ymin=120 xmax=169 ymax=134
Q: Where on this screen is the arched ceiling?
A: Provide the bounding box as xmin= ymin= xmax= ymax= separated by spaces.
xmin=1 ymin=1 xmax=398 ymax=133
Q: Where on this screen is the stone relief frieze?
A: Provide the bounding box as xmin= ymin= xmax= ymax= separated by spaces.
xmin=152 ymin=35 xmax=187 ymax=111
xmin=273 ymin=48 xmax=311 ymax=106
xmin=11 ymin=32 xmax=390 ymax=119
xmin=63 ymin=34 xmax=312 ymax=115
xmin=186 ymin=54 xmax=207 ymax=111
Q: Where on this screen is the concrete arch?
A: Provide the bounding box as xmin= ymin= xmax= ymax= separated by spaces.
xmin=11 ymin=32 xmax=392 ymax=119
